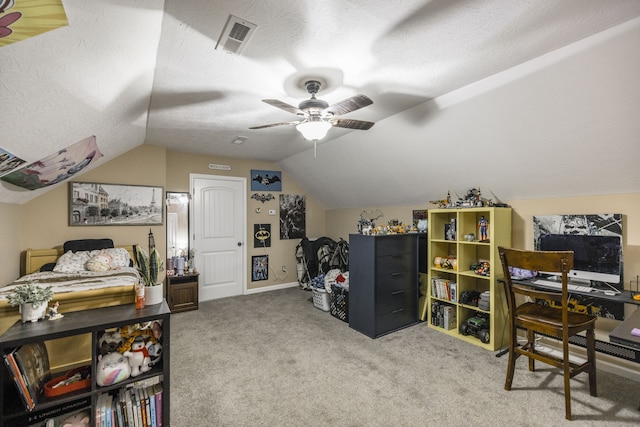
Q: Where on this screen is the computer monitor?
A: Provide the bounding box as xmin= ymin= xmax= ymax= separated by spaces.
xmin=537 ymin=233 xmax=622 ymax=285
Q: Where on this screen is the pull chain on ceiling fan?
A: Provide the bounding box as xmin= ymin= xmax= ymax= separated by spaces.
xmin=249 ymin=80 xmax=375 ymax=142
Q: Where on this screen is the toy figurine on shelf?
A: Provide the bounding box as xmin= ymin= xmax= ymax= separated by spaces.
xmin=478 ymin=216 xmax=489 ymax=242
xmin=429 ymin=191 xmax=454 ymax=208
xmin=48 ymin=301 xmax=64 ymax=320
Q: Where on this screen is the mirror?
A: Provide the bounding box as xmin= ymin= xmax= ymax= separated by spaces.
xmin=166 ymin=192 xmax=190 ymax=260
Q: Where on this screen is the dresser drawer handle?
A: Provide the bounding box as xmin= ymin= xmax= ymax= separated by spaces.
xmin=391 ymin=272 xmax=405 ymax=277
xmin=391 ymin=290 xmax=404 ymax=295
xmin=392 ymin=308 xmax=405 ymax=314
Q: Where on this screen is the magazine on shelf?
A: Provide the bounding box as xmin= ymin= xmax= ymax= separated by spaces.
xmin=3 ymin=342 xmax=51 ymax=411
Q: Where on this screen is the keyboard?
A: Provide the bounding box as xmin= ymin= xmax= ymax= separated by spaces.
xmin=531 ymin=279 xmax=593 ymax=293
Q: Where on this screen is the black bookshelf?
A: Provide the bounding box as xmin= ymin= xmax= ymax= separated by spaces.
xmin=0 ymin=301 xmax=170 ymax=427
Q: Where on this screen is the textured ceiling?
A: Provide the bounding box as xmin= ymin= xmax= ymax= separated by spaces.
xmin=2 ymin=0 xmax=640 ymax=208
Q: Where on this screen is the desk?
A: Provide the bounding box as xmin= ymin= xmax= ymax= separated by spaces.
xmin=610 ymin=307 xmax=640 ymax=349
xmin=514 ymin=278 xmax=640 ymax=410
xmin=511 ymin=278 xmax=640 ymax=363
xmin=514 ymin=277 xmax=640 ymax=306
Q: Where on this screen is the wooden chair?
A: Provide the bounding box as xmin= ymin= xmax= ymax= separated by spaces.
xmin=498 ymin=247 xmax=597 ymax=421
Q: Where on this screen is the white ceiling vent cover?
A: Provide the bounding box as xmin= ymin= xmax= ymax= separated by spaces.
xmin=216 ymin=15 xmax=257 ymax=55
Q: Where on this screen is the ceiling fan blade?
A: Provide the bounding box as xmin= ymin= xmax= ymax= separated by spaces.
xmin=330 ymin=118 xmax=375 ymax=130
xmin=325 ymin=95 xmax=373 ymax=116
xmin=262 ymin=99 xmax=303 ymax=115
xmin=249 ymin=120 xmax=302 ymax=130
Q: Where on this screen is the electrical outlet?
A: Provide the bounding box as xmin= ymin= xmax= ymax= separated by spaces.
xmin=281 ymin=266 xmax=287 ymax=272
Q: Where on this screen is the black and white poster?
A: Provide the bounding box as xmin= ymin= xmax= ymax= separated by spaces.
xmin=533 ymin=213 xmax=624 ymax=320
xmin=279 ymin=194 xmax=305 ymax=240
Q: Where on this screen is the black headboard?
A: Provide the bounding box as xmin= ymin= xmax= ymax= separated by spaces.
xmin=63 ymin=238 xmax=115 ymax=253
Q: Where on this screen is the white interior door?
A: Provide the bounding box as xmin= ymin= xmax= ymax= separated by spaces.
xmin=191 ymin=174 xmax=246 ymax=301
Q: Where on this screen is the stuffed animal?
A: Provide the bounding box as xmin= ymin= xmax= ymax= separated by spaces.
xmin=98 ymin=329 xmax=123 ymax=355
xmin=85 ymin=251 xmax=112 ymax=272
xmin=96 ymin=352 xmax=130 ymax=386
xmin=146 ymin=340 xmax=162 ymax=366
xmin=123 ymin=336 xmax=151 ymax=377
xmin=117 ymin=322 xmax=160 ymax=353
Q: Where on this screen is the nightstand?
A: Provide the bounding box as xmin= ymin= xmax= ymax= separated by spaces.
xmin=167 ymin=273 xmax=199 ymax=313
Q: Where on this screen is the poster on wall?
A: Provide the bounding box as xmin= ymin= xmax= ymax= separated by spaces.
xmin=533 ymin=213 xmax=624 ymax=320
xmin=0 ymin=148 xmax=26 ymax=177
xmin=254 ymin=224 xmax=271 ymax=248
xmin=0 ymin=0 xmax=68 ymax=48
xmin=251 ymin=169 xmax=282 ymax=191
xmin=252 ymin=255 xmax=268 ymax=281
xmin=279 ymin=194 xmax=305 ymax=240
xmin=1 ymin=135 xmax=103 ymax=190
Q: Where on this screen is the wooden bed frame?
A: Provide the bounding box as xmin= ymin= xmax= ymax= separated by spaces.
xmin=1 ymin=245 xmax=140 ymax=333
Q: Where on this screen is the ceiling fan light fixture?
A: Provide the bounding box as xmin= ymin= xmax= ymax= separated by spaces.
xmin=296 ymin=120 xmax=331 ymax=141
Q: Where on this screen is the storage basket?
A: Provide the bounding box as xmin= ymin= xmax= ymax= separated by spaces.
xmin=312 ymin=287 xmax=330 ymax=312
xmin=329 ymin=284 xmax=349 ymax=322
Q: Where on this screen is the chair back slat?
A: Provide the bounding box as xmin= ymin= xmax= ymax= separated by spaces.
xmin=498 ymin=246 xmax=574 ymax=323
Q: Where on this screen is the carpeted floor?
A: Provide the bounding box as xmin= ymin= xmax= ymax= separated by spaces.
xmin=170 ymin=287 xmax=640 ymax=426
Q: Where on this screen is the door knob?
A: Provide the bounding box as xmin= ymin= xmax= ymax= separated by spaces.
xmin=237 ymin=242 xmax=242 ymax=246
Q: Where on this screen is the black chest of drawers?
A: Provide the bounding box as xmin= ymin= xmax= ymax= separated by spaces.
xmin=348 ymin=234 xmax=419 ymax=338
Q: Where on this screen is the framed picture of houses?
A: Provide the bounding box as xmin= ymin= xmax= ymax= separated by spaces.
xmin=69 ymin=182 xmax=163 ymax=226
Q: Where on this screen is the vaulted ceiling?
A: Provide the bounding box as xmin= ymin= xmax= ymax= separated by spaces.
xmin=2 ymin=0 xmax=640 ymax=208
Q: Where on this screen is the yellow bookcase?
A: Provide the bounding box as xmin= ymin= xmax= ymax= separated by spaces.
xmin=422 ymin=207 xmax=512 ymax=351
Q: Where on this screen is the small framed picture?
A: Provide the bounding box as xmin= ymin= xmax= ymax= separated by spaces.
xmin=254 ymin=224 xmax=271 ymax=248
xmin=251 ymin=255 xmax=269 ymax=281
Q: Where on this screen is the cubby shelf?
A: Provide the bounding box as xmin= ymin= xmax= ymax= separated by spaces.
xmin=421 ymin=207 xmax=512 ymax=351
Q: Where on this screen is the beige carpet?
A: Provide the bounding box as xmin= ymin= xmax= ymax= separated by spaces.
xmin=170 ymin=287 xmax=640 ymax=426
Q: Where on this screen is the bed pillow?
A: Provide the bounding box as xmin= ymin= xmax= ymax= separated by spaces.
xmin=101 ymin=248 xmax=131 ymax=269
xmin=39 ymin=262 xmax=56 ymax=272
xmin=53 ymin=250 xmax=93 ymax=273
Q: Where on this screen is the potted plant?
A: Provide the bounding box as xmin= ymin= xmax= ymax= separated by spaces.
xmin=134 ymin=245 xmax=165 ymax=305
xmin=8 ymin=281 xmax=54 ymax=323
xmin=187 ymin=248 xmax=197 ymax=273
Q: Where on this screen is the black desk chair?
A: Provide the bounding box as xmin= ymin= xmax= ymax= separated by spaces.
xmin=498 ymin=246 xmax=597 ymax=421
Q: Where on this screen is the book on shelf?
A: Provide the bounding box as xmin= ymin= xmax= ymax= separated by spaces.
xmin=4 ymin=350 xmax=34 ymax=410
xmin=431 ymin=278 xmax=456 ymax=302
xmin=124 ymin=388 xmax=134 ymax=427
xmin=146 ymin=385 xmax=157 ymax=427
xmin=3 ymin=342 xmax=51 ymax=411
xmin=153 ymin=382 xmax=163 ymax=427
xmin=88 ymin=380 xmax=163 ymax=427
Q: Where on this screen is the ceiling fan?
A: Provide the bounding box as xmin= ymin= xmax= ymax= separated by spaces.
xmin=249 ymin=80 xmax=375 ymax=141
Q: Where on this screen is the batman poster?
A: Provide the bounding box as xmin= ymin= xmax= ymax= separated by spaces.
xmin=254 ymin=224 xmax=271 ymax=248
xmin=251 ymin=169 xmax=282 ymax=191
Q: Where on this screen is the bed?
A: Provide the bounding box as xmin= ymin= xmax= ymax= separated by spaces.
xmin=0 ymin=239 xmax=142 ymax=332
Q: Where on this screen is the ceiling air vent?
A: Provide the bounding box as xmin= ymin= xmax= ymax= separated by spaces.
xmin=216 ymin=15 xmax=257 ymax=55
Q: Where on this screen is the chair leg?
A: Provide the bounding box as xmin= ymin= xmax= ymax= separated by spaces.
xmin=563 ymin=339 xmax=572 ymax=421
xmin=505 ymin=326 xmax=518 ymax=390
xmin=586 ymin=328 xmax=597 ymax=397
xmin=527 ymin=329 xmax=535 ymax=372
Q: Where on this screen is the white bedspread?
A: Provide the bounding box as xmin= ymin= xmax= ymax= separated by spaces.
xmin=0 ymin=267 xmax=140 ymax=301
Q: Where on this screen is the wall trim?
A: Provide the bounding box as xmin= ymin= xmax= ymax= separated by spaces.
xmin=245 ymin=281 xmax=299 ymax=294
